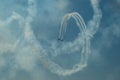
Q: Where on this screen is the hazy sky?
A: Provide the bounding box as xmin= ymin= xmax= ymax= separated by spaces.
xmin=0 ymin=0 xmax=120 ymax=80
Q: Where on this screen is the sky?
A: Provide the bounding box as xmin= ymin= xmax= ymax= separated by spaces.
xmin=0 ymin=0 xmax=120 ymax=80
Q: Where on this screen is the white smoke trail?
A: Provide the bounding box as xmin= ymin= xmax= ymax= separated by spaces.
xmin=0 ymin=0 xmax=102 ymax=77
xmin=87 ymin=0 xmax=102 ymax=35
xmin=23 ymin=0 xmax=102 ymax=76
xmin=0 ymin=11 xmax=24 ymax=53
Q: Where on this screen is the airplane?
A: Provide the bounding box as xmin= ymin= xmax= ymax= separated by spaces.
xmin=58 ymin=38 xmax=63 ymax=41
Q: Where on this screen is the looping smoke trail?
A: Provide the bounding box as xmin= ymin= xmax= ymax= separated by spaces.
xmin=0 ymin=11 xmax=24 ymax=53
xmin=87 ymin=0 xmax=102 ymax=35
xmin=0 ymin=0 xmax=102 ymax=77
xmin=58 ymin=12 xmax=88 ymax=41
xmin=22 ymin=0 xmax=102 ymax=76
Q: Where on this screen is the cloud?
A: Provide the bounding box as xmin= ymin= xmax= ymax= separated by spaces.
xmin=0 ymin=0 xmax=70 ymax=79
xmin=1 ymin=0 xmax=120 ymax=80
xmin=117 ymin=0 xmax=120 ymax=3
xmin=0 ymin=0 xmax=103 ymax=78
xmin=89 ymin=0 xmax=120 ymax=73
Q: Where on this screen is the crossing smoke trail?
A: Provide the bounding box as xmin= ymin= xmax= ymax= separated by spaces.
xmin=0 ymin=0 xmax=102 ymax=77
xmin=23 ymin=0 xmax=102 ymax=76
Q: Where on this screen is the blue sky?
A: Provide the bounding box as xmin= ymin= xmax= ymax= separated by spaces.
xmin=0 ymin=0 xmax=120 ymax=80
